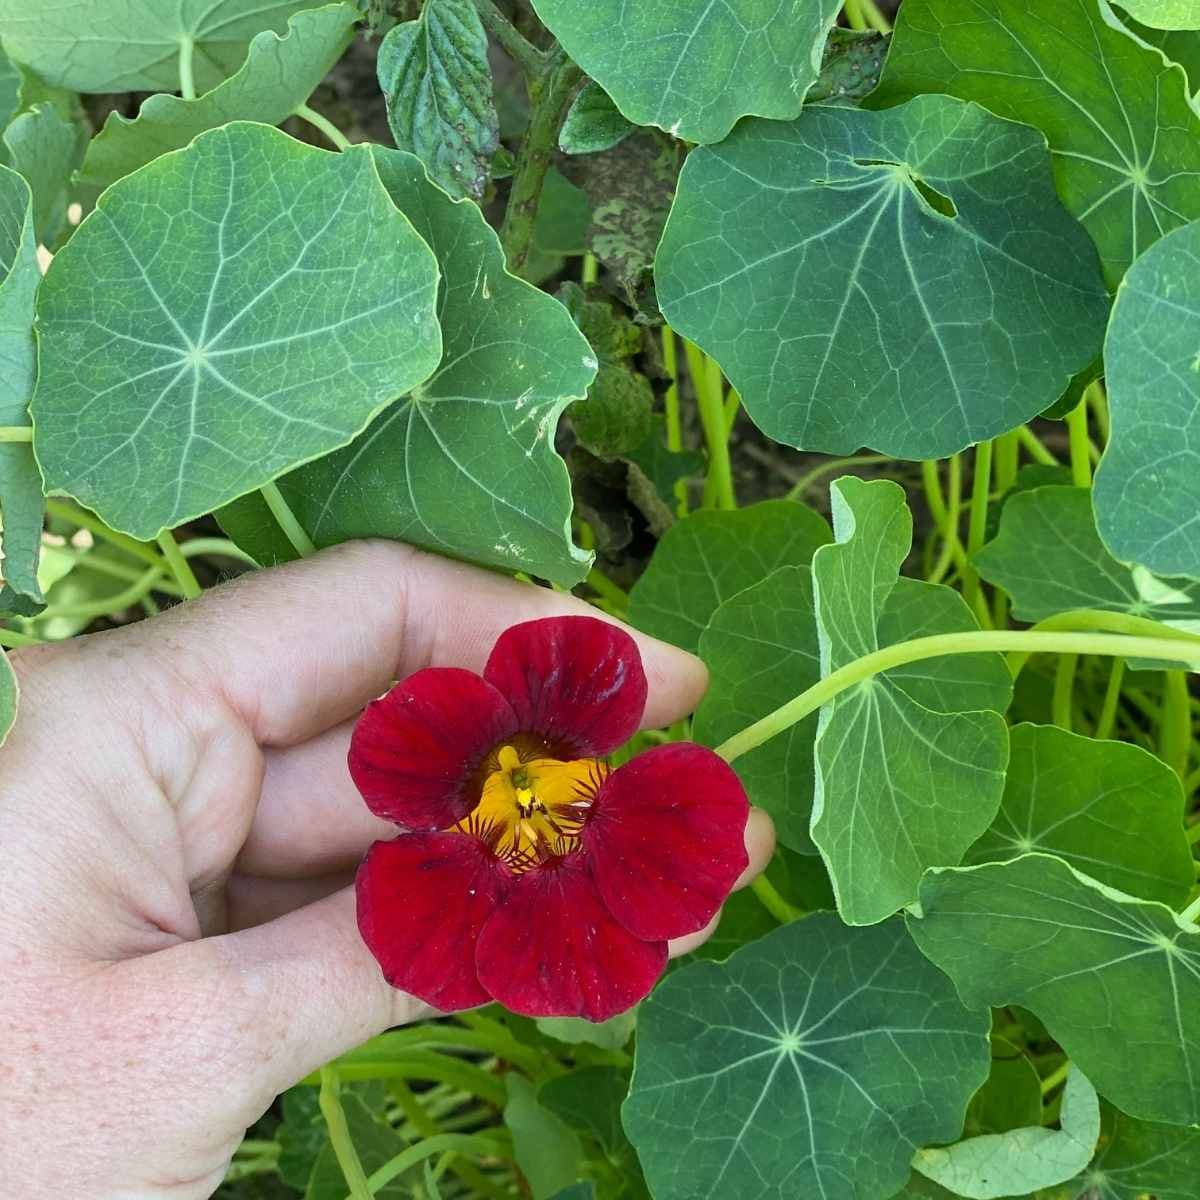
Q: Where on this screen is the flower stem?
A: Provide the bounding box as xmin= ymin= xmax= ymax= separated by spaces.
xmin=1067 ymin=397 xmax=1092 ymax=487
xmin=177 ymin=34 xmax=196 ymax=99
xmin=320 ymin=1066 xmax=374 ymax=1200
xmin=716 ymin=630 xmax=1200 ymax=765
xmin=0 ymin=425 xmax=32 ymax=442
xmin=750 ymin=875 xmax=802 ymax=924
xmin=155 ymin=530 xmax=202 ymax=599
xmin=295 ymin=102 xmax=351 ymax=151
xmin=261 ymin=480 xmax=317 ymax=558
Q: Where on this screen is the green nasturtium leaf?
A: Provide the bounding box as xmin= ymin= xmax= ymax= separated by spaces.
xmin=0 ymin=650 xmax=17 ymax=745
xmin=910 ymin=853 xmax=1200 ymax=1127
xmin=1129 ymin=20 xmax=1200 ymax=94
xmin=0 ymin=47 xmax=20 ymax=130
xmin=965 ymin=724 xmax=1194 ymax=907
xmin=1077 ymin=1103 xmax=1200 ymax=1198
xmin=623 ymin=914 xmax=991 ymax=1200
xmin=0 ymin=164 xmax=43 ymax=614
xmin=872 ymin=0 xmax=1200 ymax=287
xmin=2 ymin=102 xmax=80 ymax=247
xmin=378 ymin=0 xmax=498 ymax=201
xmin=305 ymin=1092 xmax=411 ymax=1199
xmin=811 ymin=478 xmax=1011 ymax=925
xmin=540 ymin=1066 xmax=629 ymax=1156
xmin=559 ymin=82 xmax=634 ymax=155
xmin=505 ymin=1074 xmax=585 ymax=1200
xmin=1118 ymin=0 xmax=1200 ymax=29
xmin=78 ymin=4 xmax=359 ymax=192
xmin=975 ymin=485 xmax=1200 ymax=625
xmin=220 ymin=148 xmax=595 ymax=586
xmin=0 ymin=0 xmax=316 ymax=93
xmin=808 ymin=29 xmax=889 ymax=106
xmin=964 ymin=1040 xmax=1043 ymax=1137
xmin=656 ymin=97 xmax=1109 ymax=459
xmin=627 ymin=499 xmax=831 ymax=654
xmin=32 ymin=123 xmax=442 ymax=540
xmin=1094 ymin=220 xmax=1200 ymax=580
xmin=530 ymin=0 xmax=843 ymax=144
xmin=536 ymin=1011 xmax=636 ymax=1051
xmin=912 ymin=1067 xmax=1100 ymax=1199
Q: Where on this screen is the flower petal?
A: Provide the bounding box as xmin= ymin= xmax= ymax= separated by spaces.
xmin=585 ymin=743 xmax=750 ymax=941
xmin=356 ymin=832 xmax=511 ymax=1011
xmin=474 ymin=853 xmax=666 ymax=1021
xmin=349 ymin=668 xmax=517 ymax=830
xmin=483 ymin=616 xmax=647 ymax=756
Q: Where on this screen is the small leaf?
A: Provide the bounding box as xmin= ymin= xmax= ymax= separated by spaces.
xmin=910 ymin=853 xmax=1200 ymax=1126
xmin=623 ymin=914 xmax=991 ymax=1200
xmin=1118 ymin=0 xmax=1200 ymax=29
xmin=0 ymin=649 xmax=17 ymax=745
xmin=965 ymin=724 xmax=1194 ymax=907
xmin=536 ymin=1010 xmax=636 ymax=1051
xmin=0 ymin=0 xmax=318 ymax=93
xmin=78 ymin=4 xmax=360 ymax=192
xmin=656 ymin=97 xmax=1110 ymax=458
xmin=530 ymin=0 xmax=843 ymax=144
xmin=504 ymin=1074 xmax=585 ymax=1200
xmin=32 ymin=122 xmax=442 ymax=539
xmin=2 ymin=102 xmax=80 ymax=246
xmin=627 ymin=499 xmax=830 ymax=654
xmin=1080 ymin=1103 xmax=1200 ymax=1198
xmin=277 ymin=1086 xmax=326 ymax=1191
xmin=872 ymin=0 xmax=1200 ymax=286
xmin=220 ymin=147 xmax=594 ymax=586
xmin=1094 ymin=219 xmax=1200 ymax=580
xmin=540 ymin=1066 xmax=629 ymax=1155
xmin=807 ymin=28 xmax=889 ymax=105
xmin=378 ymin=0 xmax=498 ymax=200
xmin=811 ymin=478 xmax=1011 ymax=925
xmin=912 ymin=1066 xmax=1100 ymax=1199
xmin=559 ymin=82 xmax=634 ymax=155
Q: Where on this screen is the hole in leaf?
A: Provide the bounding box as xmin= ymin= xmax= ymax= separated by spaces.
xmin=853 ymin=158 xmax=958 ymax=218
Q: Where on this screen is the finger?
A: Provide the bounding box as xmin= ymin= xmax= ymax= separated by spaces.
xmin=88 ymin=540 xmax=708 ymax=747
xmin=226 ymin=868 xmax=355 ymax=930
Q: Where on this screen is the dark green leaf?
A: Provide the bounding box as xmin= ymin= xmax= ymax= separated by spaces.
xmin=378 ymin=0 xmax=498 ymax=200
xmin=808 ymin=29 xmax=889 ymax=105
xmin=277 ymin=1087 xmax=326 ymax=1191
xmin=505 ymin=1074 xmax=585 ymax=1200
xmin=305 ymin=1093 xmax=410 ymax=1199
xmin=540 ymin=1066 xmax=629 ymax=1155
xmin=2 ymin=102 xmax=79 ymax=246
xmin=559 ymin=82 xmax=633 ymax=155
xmin=964 ymin=1040 xmax=1043 ymax=1137
xmin=624 ymin=914 xmax=990 ymax=1200
xmin=1078 ymin=1103 xmax=1200 ymax=1198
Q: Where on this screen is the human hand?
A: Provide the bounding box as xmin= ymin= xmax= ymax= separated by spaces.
xmin=0 ymin=542 xmax=774 ymax=1199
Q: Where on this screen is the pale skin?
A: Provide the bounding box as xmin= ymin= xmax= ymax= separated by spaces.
xmin=0 ymin=541 xmax=775 ymax=1198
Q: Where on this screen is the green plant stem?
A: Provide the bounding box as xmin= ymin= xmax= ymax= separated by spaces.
xmin=927 ymin=453 xmax=961 ymax=586
xmin=751 ymin=875 xmax=802 ymax=923
xmin=177 ymin=34 xmax=196 ymax=99
xmin=321 ymin=1066 xmax=374 ymax=1200
xmin=0 ymin=424 xmax=32 ymax=442
xmin=1088 ymin=380 xmax=1110 ymax=444
xmin=920 ymin=459 xmax=970 ymax=576
xmin=472 ymin=0 xmax=544 ymax=77
xmin=687 ymin=343 xmax=735 ymax=510
xmin=235 ymin=1140 xmax=280 ymax=1158
xmin=308 ymin=1051 xmax=508 ymax=1106
xmin=179 ymin=536 xmax=258 ymax=565
xmin=1186 ymin=768 xmax=1200 ymax=800
xmin=261 ymin=480 xmax=317 ymax=557
xmin=723 ymin=389 xmax=740 ymax=437
xmin=994 ymin=430 xmax=1020 ymax=494
xmin=76 ymin=552 xmax=185 ymax=596
xmin=961 ymin=440 xmax=993 ymax=621
xmin=155 ymin=530 xmax=202 ymax=599
xmin=1160 ymin=671 xmax=1193 ymax=780
xmin=0 ymin=627 xmax=42 ymax=647
xmin=716 ymin=630 xmax=1200 ymax=764
xmin=1094 ymin=657 xmax=1125 ymax=740
xmin=1066 ymin=398 xmax=1092 ymax=487
xmin=44 ymin=499 xmax=165 ymax=568
xmin=1040 ymin=1060 xmax=1070 ymax=1097
xmin=785 ymin=454 xmax=891 ymax=501
xmin=662 ymin=328 xmax=688 ymax=517
xmin=1052 ymin=654 xmax=1078 ymax=731
xmin=1016 ymin=424 xmax=1059 ymax=466
xmin=40 ymin=565 xmax=167 ymax=621
xmin=844 ymin=0 xmax=891 ymax=32
xmin=499 ymin=47 xmax=582 ymax=277
xmin=347 ymin=1134 xmax=508 ymax=1200
xmin=587 ymin=567 xmax=628 ymax=610
xmin=295 ymin=101 xmax=351 ymax=151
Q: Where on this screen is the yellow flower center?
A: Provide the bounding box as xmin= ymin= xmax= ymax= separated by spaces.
xmin=457 ymin=744 xmax=609 ymax=872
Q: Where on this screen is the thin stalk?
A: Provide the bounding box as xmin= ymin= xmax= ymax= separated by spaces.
xmin=587 ymin=567 xmax=628 ymax=610
xmin=39 ymin=565 xmax=166 ymax=621
xmin=76 ymin=552 xmax=185 ymax=596
xmin=261 ymin=481 xmax=317 ymax=557
xmin=961 ymin=440 xmax=993 ymax=622
xmin=1094 ymin=657 xmax=1125 ymax=740
xmin=179 ymin=537 xmax=258 ymax=565
xmin=662 ymin=328 xmax=687 ymax=516
xmin=785 ymin=454 xmax=891 ymax=501
xmin=1052 ymin=654 xmax=1078 ymax=731
xmin=177 ymin=34 xmax=196 ymax=99
xmin=581 ymin=251 xmax=598 ymax=284
xmin=45 ymin=499 xmax=165 ymax=569
xmin=320 ymin=1066 xmax=373 ymax=1200
xmin=349 ymin=1134 xmax=508 ymax=1200
xmin=751 ymin=875 xmax=802 ymax=923
xmin=686 ymin=343 xmax=735 ymax=510
xmin=994 ymin=430 xmax=1020 ymax=494
xmin=723 ymin=389 xmax=740 ymax=437
xmin=1066 ymin=398 xmax=1092 ymax=487
xmin=1186 ymin=768 xmax=1200 ymax=800
xmin=843 ymin=0 xmax=891 ymax=32
xmin=1160 ymin=671 xmax=1193 ymax=781
xmin=295 ymin=102 xmax=351 ymax=151
xmin=1016 ymin=424 xmax=1060 ymax=466
xmin=1040 ymin=1061 xmax=1070 ymax=1097
xmin=927 ymin=452 xmax=961 ymax=586
xmin=716 ymin=630 xmax=1200 ymax=765
xmin=472 ymin=0 xmax=544 ymax=77
xmin=500 ymin=47 xmax=582 ymax=277
xmin=1088 ymin=380 xmax=1110 ymax=443
xmin=156 ymin=530 xmax=202 ymax=599
xmin=0 ymin=628 xmax=42 ymax=647
xmin=0 ymin=425 xmax=32 ymax=442
xmin=920 ymin=459 xmax=970 ymax=576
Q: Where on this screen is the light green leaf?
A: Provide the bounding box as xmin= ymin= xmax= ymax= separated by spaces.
xmin=872 ymin=0 xmax=1200 ymax=287
xmin=1077 ymin=1103 xmax=1200 ymax=1198
xmin=910 ymin=853 xmax=1200 ymax=1126
xmin=378 ymin=0 xmax=498 ymax=200
xmin=1118 ymin=0 xmax=1200 ymax=29
xmin=539 ymin=1066 xmax=629 ymax=1156
xmin=32 ymin=123 xmax=441 ymax=539
xmin=1094 ymin=219 xmax=1200 ymax=580
xmin=965 ymin=724 xmax=1194 ymax=907
xmin=536 ymin=1011 xmax=635 ymax=1051
xmin=504 ymin=1074 xmax=585 ymax=1200
xmin=912 ymin=1067 xmax=1100 ymax=1199
xmin=2 ymin=102 xmax=79 ymax=246
xmin=627 ymin=499 xmax=830 ymax=654
xmin=656 ymin=97 xmax=1109 ymax=459
xmin=219 ymin=148 xmax=594 ymax=586
xmin=530 ymin=0 xmax=843 ymax=144
xmin=0 ymin=46 xmax=20 ymax=129
xmin=0 ymin=649 xmax=17 ymax=745
xmin=623 ymin=914 xmax=991 ymax=1200
xmin=77 ymin=4 xmax=359 ymax=193
xmin=0 ymin=163 xmax=42 ymax=614
xmin=811 ymin=478 xmax=1011 ymax=925
xmin=975 ymin=485 xmax=1200 ymax=625
xmin=559 ymin=82 xmax=633 ymax=155
xmin=0 ymin=0 xmax=317 ymax=93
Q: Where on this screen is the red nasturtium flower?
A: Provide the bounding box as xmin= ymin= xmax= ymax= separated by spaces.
xmin=350 ymin=615 xmax=749 ymax=1021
